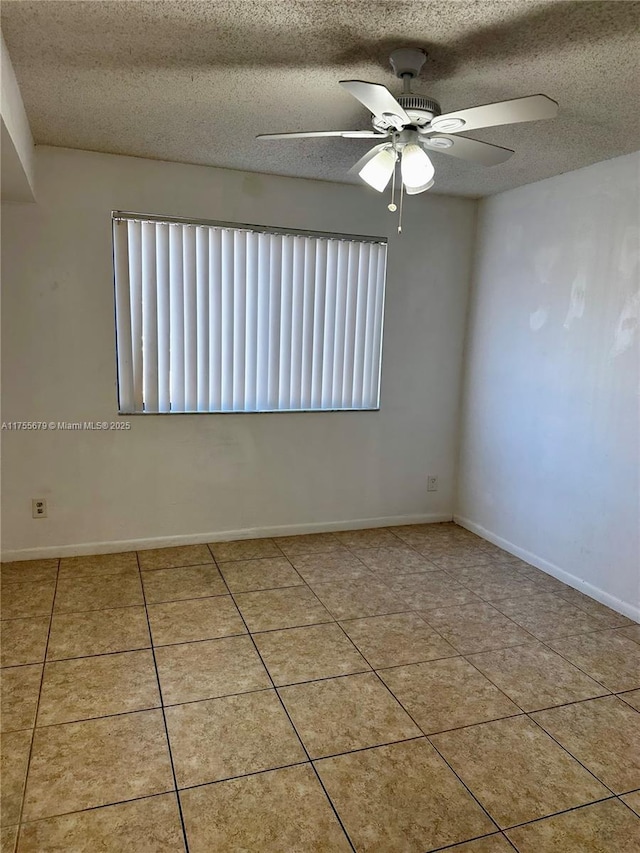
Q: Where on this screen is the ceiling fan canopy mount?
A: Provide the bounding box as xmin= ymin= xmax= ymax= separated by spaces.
xmin=388 ymin=47 xmax=428 ymax=81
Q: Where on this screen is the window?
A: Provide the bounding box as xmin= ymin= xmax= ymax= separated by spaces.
xmin=112 ymin=213 xmax=387 ymax=414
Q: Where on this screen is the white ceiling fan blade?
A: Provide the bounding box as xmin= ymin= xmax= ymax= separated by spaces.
xmin=257 ymin=130 xmax=388 ymax=140
xmin=422 ymin=134 xmax=514 ymax=166
xmin=339 ymin=81 xmax=411 ymax=130
xmin=343 ymin=131 xmax=389 ymax=138
xmin=430 ymin=94 xmax=558 ymax=134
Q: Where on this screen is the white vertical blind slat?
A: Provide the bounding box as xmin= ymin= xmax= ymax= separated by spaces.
xmin=369 ymin=244 xmax=387 ymax=407
xmin=195 ymin=227 xmax=210 ymax=411
xmin=279 ymin=235 xmax=294 ymax=409
xmin=156 ymin=224 xmax=171 ymax=413
xmin=113 ymin=221 xmax=134 ymax=412
xmin=127 ymin=221 xmax=144 ymax=412
xmin=361 ymin=242 xmax=378 ymax=409
xmin=299 ymin=238 xmax=315 ymax=409
xmin=310 ymin=239 xmax=327 ymax=409
xmin=233 ymin=230 xmax=247 ymax=410
xmin=220 ymin=229 xmax=235 ymax=410
xmin=351 ymin=244 xmax=370 ymax=408
xmin=320 ymin=240 xmax=338 ymax=407
xmin=289 ymin=237 xmax=305 ymax=409
xmin=331 ymin=241 xmax=350 ymax=407
xmin=245 ymin=232 xmax=259 ymax=411
xmin=183 ymin=226 xmax=198 ymax=411
xmin=341 ymin=242 xmax=360 ymax=409
xmin=267 ymin=235 xmax=282 ymax=410
xmin=168 ymin=224 xmax=185 ymax=412
xmin=141 ymin=222 xmax=159 ymax=412
xmin=208 ymin=229 xmax=223 ymax=411
xmin=256 ymin=233 xmax=271 ymax=410
xmin=114 ymin=219 xmax=386 ymax=413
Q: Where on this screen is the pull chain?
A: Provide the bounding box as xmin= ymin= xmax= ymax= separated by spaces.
xmin=388 ymin=162 xmax=397 ymax=213
xmin=398 ymin=178 xmax=405 ymax=234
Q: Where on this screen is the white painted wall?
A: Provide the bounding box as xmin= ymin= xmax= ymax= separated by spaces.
xmin=1 ymin=30 xmax=35 ymax=201
xmin=456 ymin=152 xmax=640 ymax=619
xmin=1 ymin=146 xmax=476 ymax=558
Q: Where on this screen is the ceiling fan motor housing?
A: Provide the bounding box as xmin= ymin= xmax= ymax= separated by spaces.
xmin=371 ymin=94 xmax=441 ymax=132
xmin=399 ymin=94 xmax=441 ymax=125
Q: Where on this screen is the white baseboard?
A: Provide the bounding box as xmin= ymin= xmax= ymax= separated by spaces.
xmin=454 ymin=514 xmax=640 ymax=623
xmin=1 ymin=512 xmax=453 ymax=562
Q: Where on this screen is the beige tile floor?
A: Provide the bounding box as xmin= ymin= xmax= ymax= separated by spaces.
xmin=1 ymin=523 xmax=639 ymax=852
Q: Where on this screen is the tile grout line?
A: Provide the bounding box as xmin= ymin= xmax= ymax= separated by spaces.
xmin=23 ymin=659 xmax=630 ymax=739
xmin=523 ymin=712 xmax=619 ymax=797
xmin=447 ymin=657 xmax=629 ymax=797
xmin=166 ymin=758 xmax=310 ymax=792
xmin=358 ymin=528 xmax=632 ymax=630
xmin=425 ymin=579 xmax=627 ymax=656
xmin=501 ymin=831 xmax=522 ymax=853
xmin=12 ymin=791 xmax=187 ymax=834
xmin=332 ymin=617 xmax=538 ymax=740
xmin=273 ymin=600 xmax=628 ymax=719
xmin=397 ymin=603 xmax=625 ymax=801
xmin=180 ymin=545 xmax=637 ymax=729
xmin=533 ymin=629 xmax=631 ymax=694
xmin=14 ymin=557 xmax=60 ymax=846
xmin=425 ymin=829 xmax=518 ymax=852
xmin=458 ymin=661 xmax=614 ymax=715
xmin=10 ymin=732 xmax=625 ymax=840
xmin=617 ymin=692 xmax=640 ymax=712
xmin=430 ymin=725 xmax=614 ymax=841
xmin=206 ymin=544 xmax=359 ymax=853
xmin=340 ymin=537 xmax=620 ymax=652
xmin=617 ymin=791 xmax=640 ymax=818
xmin=322 ymin=607 xmax=509 ymax=840
xmin=223 ymin=582 xmax=307 ymax=597
xmin=6 ymin=558 xmax=633 ymax=676
xmin=435 ymin=564 xmax=631 ymax=635
xmin=13 ymin=702 xmax=154 ymax=729
xmin=287 ymin=735 xmax=427 ymax=765
xmin=4 ymin=622 xmax=634 ymax=675
xmin=497 ymin=794 xmax=618 ymax=834
xmin=136 ymin=551 xmax=191 ymax=853
xmin=140 ymin=559 xmax=218 ymax=573
xmin=484 ymin=593 xmax=620 ymax=639
xmin=460 ymin=623 xmax=620 ymax=691
xmin=460 ymin=651 xmax=602 ymax=716
xmin=333 ymin=539 xmax=636 ymax=826
xmin=353 ymin=562 xmax=540 ymax=659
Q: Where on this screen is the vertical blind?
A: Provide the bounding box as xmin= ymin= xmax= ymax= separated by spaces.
xmin=113 ymin=214 xmax=387 ymax=413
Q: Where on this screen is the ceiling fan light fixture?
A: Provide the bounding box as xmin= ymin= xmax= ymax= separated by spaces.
xmin=401 ymin=144 xmax=435 ymax=189
xmin=405 ymin=178 xmax=435 ymax=195
xmin=359 ymin=147 xmax=396 ymax=192
xmin=259 ymin=55 xmax=559 ymax=233
xmin=431 ymin=116 xmax=466 ymax=132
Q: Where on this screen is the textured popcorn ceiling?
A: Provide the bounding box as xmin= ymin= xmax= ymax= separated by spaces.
xmin=2 ymin=0 xmax=639 ymax=197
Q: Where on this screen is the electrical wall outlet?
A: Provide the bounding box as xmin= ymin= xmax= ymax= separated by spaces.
xmin=427 ymin=475 xmax=438 ymax=492
xmin=32 ymin=498 xmax=47 ymax=518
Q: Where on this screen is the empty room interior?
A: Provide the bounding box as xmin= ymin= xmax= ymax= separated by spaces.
xmin=1 ymin=1 xmax=639 ymax=852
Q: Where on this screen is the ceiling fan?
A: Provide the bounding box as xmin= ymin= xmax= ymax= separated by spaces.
xmin=257 ymin=48 xmax=558 ymax=201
